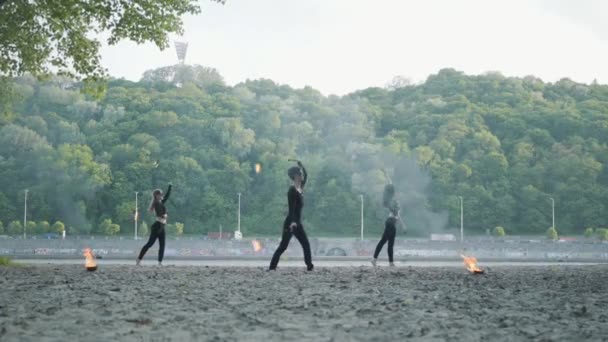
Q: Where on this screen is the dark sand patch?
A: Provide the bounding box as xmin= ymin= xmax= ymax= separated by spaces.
xmin=1 ymin=265 xmax=607 ymax=341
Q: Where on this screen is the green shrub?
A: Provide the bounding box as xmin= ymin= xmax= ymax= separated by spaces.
xmin=493 ymin=226 xmax=506 ymax=237
xmin=166 ymin=222 xmax=184 ymax=236
xmin=584 ymin=227 xmax=594 ymax=238
xmin=99 ymin=219 xmax=120 ymax=235
xmin=0 ymin=221 xmax=4 ymax=235
xmin=52 ymin=221 xmax=65 ymax=234
xmin=138 ymin=222 xmax=149 ymax=237
xmin=37 ymin=221 xmax=51 ymax=234
xmin=7 ymin=221 xmax=22 ymax=236
xmin=26 ymin=221 xmax=37 ymax=235
xmin=0 ymin=256 xmax=14 ymax=266
xmin=546 ymin=227 xmax=558 ymax=241
xmin=596 ymin=228 xmax=608 ymax=241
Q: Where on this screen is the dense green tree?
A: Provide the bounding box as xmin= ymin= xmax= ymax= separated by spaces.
xmin=0 ymin=0 xmax=225 ymax=82
xmin=37 ymin=221 xmax=51 ymax=234
xmin=52 ymin=221 xmax=65 ymax=234
xmin=25 ymin=221 xmax=37 ymax=235
xmin=0 ymin=68 xmax=607 ymax=236
xmin=7 ymin=221 xmax=22 ymax=236
xmin=98 ymin=219 xmax=120 ymax=236
xmin=139 ymin=222 xmax=149 ymax=237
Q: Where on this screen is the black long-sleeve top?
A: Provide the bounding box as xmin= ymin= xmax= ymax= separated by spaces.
xmin=287 ymin=165 xmax=307 ymax=224
xmin=386 ymin=199 xmax=400 ymax=218
xmin=151 ymin=185 xmax=171 ymax=218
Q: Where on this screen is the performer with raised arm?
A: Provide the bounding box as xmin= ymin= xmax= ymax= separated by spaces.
xmin=136 ymin=183 xmax=172 ymax=266
xmin=268 ymin=160 xmax=314 ymax=271
xmin=371 ymin=170 xmax=405 ymax=267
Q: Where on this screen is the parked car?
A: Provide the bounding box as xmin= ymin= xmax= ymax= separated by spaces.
xmin=43 ymin=233 xmax=60 ymax=239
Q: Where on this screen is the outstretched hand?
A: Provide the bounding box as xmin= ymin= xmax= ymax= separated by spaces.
xmin=382 ymin=168 xmax=392 ymax=183
xmin=398 ymin=217 xmax=407 ymax=233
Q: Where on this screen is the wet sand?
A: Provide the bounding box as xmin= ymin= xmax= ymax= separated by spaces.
xmin=17 ymin=258 xmax=605 ymax=267
xmin=1 ymin=264 xmax=607 ymax=341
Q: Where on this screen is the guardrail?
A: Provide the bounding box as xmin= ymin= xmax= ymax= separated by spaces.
xmin=1 ymin=237 xmax=607 ymax=261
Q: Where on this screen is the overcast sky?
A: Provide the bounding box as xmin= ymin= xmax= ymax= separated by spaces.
xmin=100 ymin=0 xmax=608 ymax=95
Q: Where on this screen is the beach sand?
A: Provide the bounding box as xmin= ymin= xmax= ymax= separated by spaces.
xmin=1 ymin=263 xmax=607 ymax=341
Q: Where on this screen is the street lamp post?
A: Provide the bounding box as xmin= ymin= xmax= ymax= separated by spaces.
xmin=134 ymin=191 xmax=139 ymax=240
xmin=360 ymin=194 xmax=364 ymax=241
xmin=24 ymin=189 xmax=28 ymax=239
xmin=237 ymin=192 xmax=241 ymax=233
xmin=550 ymin=197 xmax=555 ymax=230
xmin=459 ymin=196 xmax=463 ymax=242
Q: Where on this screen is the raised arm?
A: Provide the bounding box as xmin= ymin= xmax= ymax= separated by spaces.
xmin=162 ymin=184 xmax=172 ymax=203
xmin=382 ymin=168 xmax=392 ymax=184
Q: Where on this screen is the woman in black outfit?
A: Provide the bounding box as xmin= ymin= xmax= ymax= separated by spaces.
xmin=372 ymin=174 xmax=402 ymax=267
xmin=268 ymin=160 xmax=314 ymax=271
xmin=136 ymin=183 xmax=172 ymax=266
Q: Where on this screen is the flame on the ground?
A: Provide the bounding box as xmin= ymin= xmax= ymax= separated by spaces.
xmin=83 ymin=248 xmax=97 ymax=271
xmin=255 ymin=163 xmax=262 ymax=174
xmin=461 ymin=254 xmax=484 ymax=274
xmin=252 ymin=240 xmax=263 ymax=252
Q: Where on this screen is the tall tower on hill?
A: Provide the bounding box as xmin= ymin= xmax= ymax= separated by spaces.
xmin=174 ymin=41 xmax=189 ymax=64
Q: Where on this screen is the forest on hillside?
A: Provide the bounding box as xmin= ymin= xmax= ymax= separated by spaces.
xmin=0 ymin=66 xmax=607 ymax=237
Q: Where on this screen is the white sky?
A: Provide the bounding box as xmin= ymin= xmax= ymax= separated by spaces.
xmin=100 ymin=0 xmax=608 ymax=95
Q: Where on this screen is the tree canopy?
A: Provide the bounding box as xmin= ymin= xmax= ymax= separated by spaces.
xmin=0 ymin=0 xmax=225 ymax=118
xmin=0 ymin=66 xmax=607 ymax=237
xmin=0 ymin=0 xmax=224 ymax=80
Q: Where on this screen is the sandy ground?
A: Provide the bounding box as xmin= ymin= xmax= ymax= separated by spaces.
xmin=1 ymin=263 xmax=607 ymax=342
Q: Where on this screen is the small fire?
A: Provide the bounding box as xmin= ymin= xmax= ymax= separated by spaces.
xmin=255 ymin=163 xmax=262 ymax=174
xmin=461 ymin=254 xmax=484 ymax=274
xmin=252 ymin=239 xmax=263 ymax=252
xmin=83 ymin=248 xmax=97 ymax=271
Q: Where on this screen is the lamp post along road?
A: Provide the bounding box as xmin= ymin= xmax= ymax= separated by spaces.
xmin=360 ymin=195 xmax=364 ymax=241
xmin=234 ymin=193 xmax=242 ymax=240
xmin=134 ymin=191 xmax=139 ymax=240
xmin=237 ymin=193 xmax=241 ymax=233
xmin=459 ymin=196 xmax=463 ymax=242
xmin=550 ymin=197 xmax=555 ymax=230
xmin=23 ymin=189 xmax=28 ymax=239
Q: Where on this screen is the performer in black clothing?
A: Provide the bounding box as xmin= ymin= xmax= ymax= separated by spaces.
xmin=372 ymin=171 xmax=404 ymax=267
xmin=136 ymin=184 xmax=172 ymax=266
xmin=268 ymin=160 xmax=314 ymax=271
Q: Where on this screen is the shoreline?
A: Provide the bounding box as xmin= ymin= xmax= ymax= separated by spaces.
xmin=13 ymin=257 xmax=607 ymax=267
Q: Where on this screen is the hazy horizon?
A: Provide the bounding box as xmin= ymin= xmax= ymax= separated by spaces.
xmin=99 ymin=0 xmax=608 ymax=95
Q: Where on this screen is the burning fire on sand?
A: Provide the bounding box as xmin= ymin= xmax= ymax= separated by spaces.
xmin=461 ymin=254 xmax=484 ymax=274
xmin=83 ymin=248 xmax=97 ymax=271
xmin=252 ymin=240 xmax=263 ymax=252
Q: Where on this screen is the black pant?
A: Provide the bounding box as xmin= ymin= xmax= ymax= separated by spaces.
xmin=138 ymin=221 xmax=166 ymax=262
xmin=374 ymin=217 xmax=397 ymax=262
xmin=269 ymin=220 xmax=313 ymax=270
